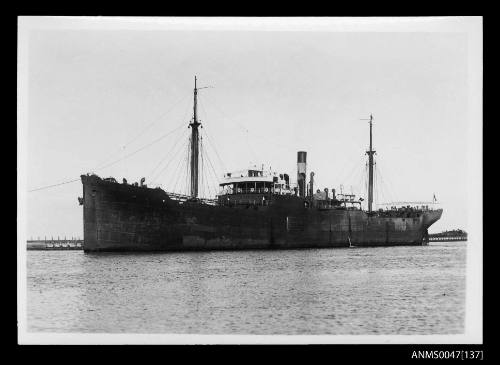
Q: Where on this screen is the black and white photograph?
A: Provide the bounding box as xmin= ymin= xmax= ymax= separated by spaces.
xmin=17 ymin=16 xmax=482 ymax=345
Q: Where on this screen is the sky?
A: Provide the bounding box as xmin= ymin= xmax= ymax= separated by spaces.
xmin=19 ymin=17 xmax=482 ymax=238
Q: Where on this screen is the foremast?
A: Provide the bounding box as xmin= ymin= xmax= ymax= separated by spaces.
xmin=189 ymin=76 xmax=201 ymax=198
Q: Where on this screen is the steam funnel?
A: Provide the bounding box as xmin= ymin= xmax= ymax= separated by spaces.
xmin=297 ymin=151 xmax=307 ymax=198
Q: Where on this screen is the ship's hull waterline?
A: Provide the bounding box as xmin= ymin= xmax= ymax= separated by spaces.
xmin=81 ymin=175 xmax=443 ymax=253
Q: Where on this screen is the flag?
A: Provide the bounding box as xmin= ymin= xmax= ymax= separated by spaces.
xmin=433 ymin=194 xmax=437 ymax=203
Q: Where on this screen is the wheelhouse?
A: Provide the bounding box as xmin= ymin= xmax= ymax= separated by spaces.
xmin=218 ymin=168 xmax=294 ymax=206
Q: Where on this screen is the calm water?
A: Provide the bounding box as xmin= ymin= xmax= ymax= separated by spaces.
xmin=26 ymin=242 xmax=466 ymax=334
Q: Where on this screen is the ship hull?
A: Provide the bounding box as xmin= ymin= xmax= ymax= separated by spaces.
xmin=81 ymin=175 xmax=443 ymax=252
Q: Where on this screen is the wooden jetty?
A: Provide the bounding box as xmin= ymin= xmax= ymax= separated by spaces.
xmin=428 ymin=236 xmax=467 ymax=242
xmin=27 ymin=237 xmax=83 ymax=250
xmin=428 ymin=229 xmax=467 ymax=242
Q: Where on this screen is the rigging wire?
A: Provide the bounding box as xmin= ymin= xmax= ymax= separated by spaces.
xmin=200 ymin=135 xmax=205 ymax=198
xmin=27 ymin=178 xmax=81 ymax=193
xmin=377 ymin=165 xmax=390 ymax=207
xmin=93 ymin=91 xmax=191 ymax=171
xmin=339 ymin=155 xmax=366 ymax=187
xmin=196 ymin=96 xmax=229 ymax=173
xmin=375 ymin=159 xmax=397 ymax=203
xmin=201 ymin=139 xmax=215 ymax=199
xmin=354 ymin=161 xmax=365 ymax=199
xmin=347 ymin=161 xmax=365 ymax=199
xmin=149 ymin=131 xmax=190 ymax=184
xmin=28 ymin=93 xmax=192 ymax=193
xmin=363 ymin=161 xmax=368 ymax=210
xmin=184 ymin=135 xmax=191 ymax=196
xmin=28 ymin=121 xmax=187 ymax=193
xmin=202 ymin=136 xmax=215 ymax=199
xmin=193 ymin=127 xmax=222 ymax=194
xmin=201 ymin=126 xmax=228 ymax=174
xmin=376 ymin=164 xmax=385 ymax=206
xmin=186 ymin=135 xmax=191 ymax=195
xmin=197 ymin=135 xmax=218 ymax=198
xmin=149 ymin=99 xmax=194 ymax=186
xmin=147 ymin=128 xmax=189 ymax=181
xmin=203 ymin=136 xmax=222 ymax=186
xmin=94 ymin=122 xmax=187 ymax=172
xmin=189 ymin=94 xmax=221 ymax=198
xmin=171 ymin=138 xmax=189 ymax=194
xmin=198 ymin=92 xmax=249 ymax=133
xmin=200 ymin=128 xmax=224 ymax=178
xmin=201 ymin=92 xmax=293 ymax=153
xmin=186 ymin=134 xmax=193 ymax=195
xmin=379 ymin=163 xmax=391 ymax=204
xmin=201 ymin=136 xmax=214 ymax=199
xmin=170 ymin=136 xmax=188 ymax=193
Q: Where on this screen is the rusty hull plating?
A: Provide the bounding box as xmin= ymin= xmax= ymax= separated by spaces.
xmin=80 ymin=79 xmax=442 ymax=252
xmin=81 ymin=174 xmax=442 ymax=252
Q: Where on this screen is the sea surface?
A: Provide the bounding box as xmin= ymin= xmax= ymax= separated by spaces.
xmin=26 ymin=242 xmax=466 ymax=334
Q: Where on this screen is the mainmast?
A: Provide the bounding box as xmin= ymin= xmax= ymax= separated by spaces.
xmin=189 ymin=76 xmax=201 ymax=198
xmin=365 ymin=114 xmax=376 ymax=213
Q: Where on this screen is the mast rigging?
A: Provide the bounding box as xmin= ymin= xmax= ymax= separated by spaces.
xmin=362 ymin=114 xmax=376 ymax=213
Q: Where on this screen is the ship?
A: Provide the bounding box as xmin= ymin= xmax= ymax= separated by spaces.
xmin=79 ymin=77 xmax=442 ymax=252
